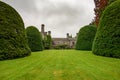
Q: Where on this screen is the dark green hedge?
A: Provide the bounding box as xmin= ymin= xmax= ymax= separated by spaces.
xmin=43 ymin=35 xmax=52 ymax=49
xmin=0 ymin=1 xmax=31 ymax=60
xmin=26 ymin=26 xmax=43 ymax=52
xmin=75 ymin=25 xmax=97 ymax=50
xmin=92 ymin=0 xmax=120 ymax=58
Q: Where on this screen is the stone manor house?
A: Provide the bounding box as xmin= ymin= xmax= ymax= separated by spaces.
xmin=40 ymin=24 xmax=77 ymax=48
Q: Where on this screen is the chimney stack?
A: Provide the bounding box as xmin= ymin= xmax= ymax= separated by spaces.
xmin=67 ymin=33 xmax=69 ymax=38
xmin=76 ymin=33 xmax=78 ymax=36
xmin=41 ymin=24 xmax=45 ymax=34
xmin=75 ymin=33 xmax=78 ymax=38
xmin=44 ymin=32 xmax=47 ymax=35
xmin=48 ymin=31 xmax=51 ymax=35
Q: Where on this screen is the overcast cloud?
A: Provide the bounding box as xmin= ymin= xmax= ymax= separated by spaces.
xmin=2 ymin=0 xmax=95 ymax=38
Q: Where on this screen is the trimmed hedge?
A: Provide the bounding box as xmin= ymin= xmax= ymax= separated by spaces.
xmin=92 ymin=0 xmax=120 ymax=58
xmin=44 ymin=35 xmax=52 ymax=49
xmin=26 ymin=26 xmax=43 ymax=52
xmin=75 ymin=25 xmax=97 ymax=50
xmin=0 ymin=1 xmax=31 ymax=60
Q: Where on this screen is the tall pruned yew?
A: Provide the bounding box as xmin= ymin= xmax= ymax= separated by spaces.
xmin=75 ymin=25 xmax=96 ymax=50
xmin=0 ymin=1 xmax=31 ymax=60
xmin=92 ymin=0 xmax=120 ymax=58
xmin=26 ymin=26 xmax=43 ymax=51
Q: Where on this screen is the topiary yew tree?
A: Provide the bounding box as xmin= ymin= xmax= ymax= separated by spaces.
xmin=26 ymin=26 xmax=43 ymax=52
xmin=75 ymin=25 xmax=97 ymax=50
xmin=0 ymin=1 xmax=31 ymax=60
xmin=92 ymin=0 xmax=120 ymax=58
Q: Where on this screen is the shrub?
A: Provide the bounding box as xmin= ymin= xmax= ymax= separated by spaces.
xmin=92 ymin=0 xmax=120 ymax=58
xmin=44 ymin=35 xmax=52 ymax=49
xmin=0 ymin=1 xmax=31 ymax=60
xmin=75 ymin=25 xmax=97 ymax=50
xmin=26 ymin=26 xmax=43 ymax=52
xmin=53 ymin=44 xmax=69 ymax=49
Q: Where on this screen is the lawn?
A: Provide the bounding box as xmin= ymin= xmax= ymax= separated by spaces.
xmin=0 ymin=50 xmax=120 ymax=80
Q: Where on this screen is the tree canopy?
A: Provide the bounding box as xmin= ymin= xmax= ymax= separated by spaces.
xmin=43 ymin=35 xmax=52 ymax=49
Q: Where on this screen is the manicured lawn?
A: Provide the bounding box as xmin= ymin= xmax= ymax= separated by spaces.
xmin=0 ymin=50 xmax=120 ymax=80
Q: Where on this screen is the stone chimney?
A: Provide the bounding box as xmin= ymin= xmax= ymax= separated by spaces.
xmin=48 ymin=31 xmax=51 ymax=35
xmin=44 ymin=32 xmax=47 ymax=36
xmin=76 ymin=33 xmax=78 ymax=36
xmin=41 ymin=24 xmax=45 ymax=34
xmin=67 ymin=33 xmax=69 ymax=38
xmin=75 ymin=33 xmax=78 ymax=38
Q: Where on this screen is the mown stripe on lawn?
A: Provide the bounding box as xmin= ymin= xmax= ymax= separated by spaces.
xmin=0 ymin=50 xmax=120 ymax=80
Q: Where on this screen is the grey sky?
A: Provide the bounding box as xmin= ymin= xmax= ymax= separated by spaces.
xmin=2 ymin=0 xmax=95 ymax=38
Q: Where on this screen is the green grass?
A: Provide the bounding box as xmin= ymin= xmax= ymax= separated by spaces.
xmin=0 ymin=50 xmax=120 ymax=80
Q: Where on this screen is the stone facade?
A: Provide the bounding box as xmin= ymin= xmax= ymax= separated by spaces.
xmin=52 ymin=34 xmax=76 ymax=48
xmin=40 ymin=24 xmax=77 ymax=48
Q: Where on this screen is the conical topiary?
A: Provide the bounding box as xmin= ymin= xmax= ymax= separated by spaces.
xmin=0 ymin=1 xmax=31 ymax=60
xmin=26 ymin=26 xmax=43 ymax=52
xmin=92 ymin=0 xmax=120 ymax=58
xmin=75 ymin=25 xmax=97 ymax=50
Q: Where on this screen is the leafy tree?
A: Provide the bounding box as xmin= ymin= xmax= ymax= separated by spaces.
xmin=0 ymin=1 xmax=31 ymax=60
xmin=44 ymin=35 xmax=52 ymax=49
xmin=109 ymin=0 xmax=117 ymax=4
xmin=92 ymin=0 xmax=120 ymax=58
xmin=26 ymin=26 xmax=43 ymax=51
xmin=75 ymin=25 xmax=97 ymax=50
